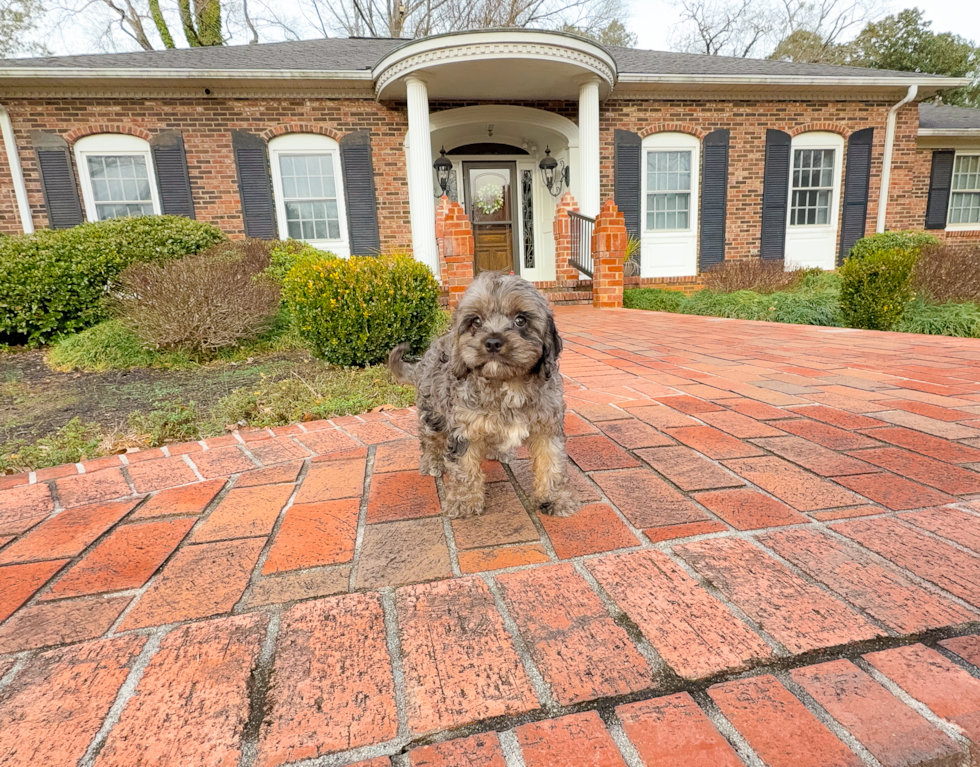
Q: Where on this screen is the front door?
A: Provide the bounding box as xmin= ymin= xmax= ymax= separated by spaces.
xmin=464 ymin=162 xmax=517 ymax=274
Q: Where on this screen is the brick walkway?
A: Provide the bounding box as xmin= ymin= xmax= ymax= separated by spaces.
xmin=3 ymin=306 xmax=980 ymax=766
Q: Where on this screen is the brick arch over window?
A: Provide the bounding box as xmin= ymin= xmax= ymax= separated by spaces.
xmin=65 ymin=124 xmax=154 ymax=144
xmin=260 ymin=123 xmax=344 ymax=142
xmin=637 ymin=123 xmax=707 ymax=141
xmin=788 ymin=122 xmax=852 ymax=138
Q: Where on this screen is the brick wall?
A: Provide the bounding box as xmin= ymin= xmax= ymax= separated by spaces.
xmin=1 ymin=95 xmax=974 ymax=253
xmin=0 ymin=97 xmax=413 ymax=247
xmin=598 ymin=99 xmax=947 ymax=259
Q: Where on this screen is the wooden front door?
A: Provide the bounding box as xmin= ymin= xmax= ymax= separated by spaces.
xmin=464 ymin=162 xmax=517 ymax=274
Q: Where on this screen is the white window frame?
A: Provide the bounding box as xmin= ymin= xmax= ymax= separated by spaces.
xmin=269 ymin=133 xmax=350 ymax=256
xmin=947 ymin=151 xmax=980 ymax=231
xmin=640 ymin=132 xmax=700 ymax=278
xmin=74 ymin=133 xmax=161 ymax=223
xmin=785 ymin=131 xmax=843 ymax=271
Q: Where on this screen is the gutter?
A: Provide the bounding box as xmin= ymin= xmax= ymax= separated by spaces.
xmin=918 ymin=128 xmax=980 ymax=137
xmin=877 ymin=84 xmax=917 ymax=234
xmin=0 ymin=68 xmax=374 ymax=81
xmin=0 ymin=104 xmax=32 ymax=234
xmin=617 ymin=73 xmax=969 ymax=89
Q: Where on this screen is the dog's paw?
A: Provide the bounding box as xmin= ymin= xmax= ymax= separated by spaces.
xmin=443 ymin=498 xmax=485 ymax=519
xmin=538 ymin=495 xmax=579 ymax=518
xmin=419 ymin=458 xmax=444 ymax=477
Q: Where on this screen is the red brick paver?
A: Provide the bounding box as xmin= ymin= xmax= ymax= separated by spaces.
xmin=1 ymin=308 xmax=980 ymax=765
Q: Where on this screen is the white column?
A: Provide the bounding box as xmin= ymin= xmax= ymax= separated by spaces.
xmin=578 ymin=77 xmax=601 ymax=219
xmin=405 ymin=76 xmax=439 ymax=276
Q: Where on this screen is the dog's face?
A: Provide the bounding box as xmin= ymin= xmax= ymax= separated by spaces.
xmin=451 ymin=272 xmax=561 ymax=381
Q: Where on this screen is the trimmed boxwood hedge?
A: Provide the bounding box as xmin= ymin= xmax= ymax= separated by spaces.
xmin=0 ymin=216 xmax=225 ymax=345
xmin=283 ymin=251 xmax=441 ymax=367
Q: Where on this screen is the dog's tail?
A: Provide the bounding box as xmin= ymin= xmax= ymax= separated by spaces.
xmin=388 ymin=343 xmax=418 ymax=386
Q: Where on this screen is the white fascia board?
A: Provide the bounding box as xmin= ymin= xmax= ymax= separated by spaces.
xmin=0 ymin=68 xmax=374 ymax=81
xmin=617 ymin=73 xmax=971 ymax=89
xmin=918 ymin=128 xmax=980 ymax=137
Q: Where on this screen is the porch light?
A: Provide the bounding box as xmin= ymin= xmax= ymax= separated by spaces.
xmin=539 ymin=146 xmax=568 ymax=198
xmin=433 ymin=146 xmax=452 ymax=195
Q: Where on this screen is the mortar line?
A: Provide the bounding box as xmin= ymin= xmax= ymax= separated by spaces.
xmin=347 ymin=445 xmax=376 ymax=592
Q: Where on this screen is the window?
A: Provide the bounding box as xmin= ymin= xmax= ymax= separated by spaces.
xmin=790 ymin=148 xmax=835 ymax=226
xmin=269 ymin=134 xmax=349 ymax=255
xmin=74 ymin=134 xmax=161 ymax=222
xmin=646 ymin=150 xmax=692 ymax=231
xmin=639 ymin=132 xmax=700 ymax=279
xmin=949 ymin=153 xmax=980 ymax=225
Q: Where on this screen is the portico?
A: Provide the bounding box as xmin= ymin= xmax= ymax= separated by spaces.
xmin=372 ymin=30 xmax=617 ymax=280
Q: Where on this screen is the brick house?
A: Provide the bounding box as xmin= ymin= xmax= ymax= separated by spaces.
xmin=0 ymin=30 xmax=977 ymax=294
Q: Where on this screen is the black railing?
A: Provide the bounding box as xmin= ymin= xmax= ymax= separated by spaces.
xmin=568 ymin=210 xmax=595 ymax=278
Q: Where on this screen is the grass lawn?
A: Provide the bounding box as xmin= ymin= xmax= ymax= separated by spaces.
xmin=0 ymin=323 xmax=415 ymax=473
xmin=625 ymin=270 xmax=980 ymax=338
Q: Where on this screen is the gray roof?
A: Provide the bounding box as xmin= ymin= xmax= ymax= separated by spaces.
xmin=0 ymin=36 xmax=949 ymax=80
xmin=919 ymin=103 xmax=980 ymax=130
xmin=0 ymin=37 xmax=402 ymax=71
xmin=607 ymin=46 xmax=937 ymax=79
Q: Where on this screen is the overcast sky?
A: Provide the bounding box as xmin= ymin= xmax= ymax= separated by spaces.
xmin=628 ymin=0 xmax=980 ymax=51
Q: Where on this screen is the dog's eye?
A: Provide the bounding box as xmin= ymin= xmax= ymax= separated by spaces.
xmin=472 ymin=317 xmax=482 ymax=329
xmin=514 ymin=316 xmax=527 ymax=328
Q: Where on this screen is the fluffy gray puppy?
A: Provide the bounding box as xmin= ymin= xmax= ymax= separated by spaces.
xmin=389 ymin=271 xmax=579 ymax=519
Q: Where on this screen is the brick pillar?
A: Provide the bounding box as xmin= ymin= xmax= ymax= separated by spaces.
xmin=553 ymin=192 xmax=579 ymax=288
xmin=591 ymin=199 xmax=626 ymax=309
xmin=440 ymin=200 xmax=474 ymax=310
xmin=435 ymin=195 xmax=450 ymax=281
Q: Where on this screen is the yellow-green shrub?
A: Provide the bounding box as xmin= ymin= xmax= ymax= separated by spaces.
xmin=283 ymin=252 xmax=440 ymax=367
xmin=839 ymin=231 xmax=938 ymax=331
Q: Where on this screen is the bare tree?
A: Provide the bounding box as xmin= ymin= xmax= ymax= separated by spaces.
xmin=249 ymin=0 xmax=630 ymax=40
xmin=669 ymin=0 xmax=884 ymax=58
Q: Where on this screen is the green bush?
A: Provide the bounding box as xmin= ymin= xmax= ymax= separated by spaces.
xmin=0 ymin=215 xmax=225 ymax=344
xmin=624 ymin=288 xmax=686 ymax=312
xmin=839 ymin=231 xmax=938 ymax=331
xmin=266 ymin=240 xmax=336 ymax=283
xmin=283 ymin=251 xmax=441 ymax=367
xmin=898 ymin=299 xmax=980 ymax=338
xmin=846 ymin=230 xmax=939 ymax=262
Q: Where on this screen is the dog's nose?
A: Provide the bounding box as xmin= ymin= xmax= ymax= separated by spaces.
xmin=484 ymin=336 xmax=505 ymax=354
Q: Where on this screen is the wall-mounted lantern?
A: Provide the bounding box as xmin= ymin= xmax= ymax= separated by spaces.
xmin=538 ymin=146 xmax=569 ymax=198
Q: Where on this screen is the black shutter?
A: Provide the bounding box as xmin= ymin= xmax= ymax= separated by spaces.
xmin=151 ymin=130 xmax=195 ymax=219
xmin=232 ymin=130 xmax=276 ymax=239
xmin=760 ymin=129 xmax=791 ymax=261
xmin=32 ymin=131 xmax=82 ymax=229
xmin=614 ymin=129 xmax=641 ymax=242
xmin=339 ymin=130 xmax=381 ymax=255
xmin=699 ymin=129 xmax=729 ymax=271
xmin=838 ymin=128 xmax=874 ymax=263
xmin=925 ymin=149 xmax=955 ymax=230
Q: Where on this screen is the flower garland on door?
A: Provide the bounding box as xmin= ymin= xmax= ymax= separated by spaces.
xmin=475 ymin=183 xmax=504 ymax=215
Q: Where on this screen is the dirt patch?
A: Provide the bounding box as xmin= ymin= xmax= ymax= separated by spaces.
xmin=0 ymin=350 xmax=345 ymax=445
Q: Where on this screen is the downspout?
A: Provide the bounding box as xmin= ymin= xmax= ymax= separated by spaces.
xmin=876 ymin=84 xmax=917 ymax=234
xmin=0 ymin=105 xmax=33 ymax=234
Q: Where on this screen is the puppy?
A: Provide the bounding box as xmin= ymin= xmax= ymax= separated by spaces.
xmin=389 ymin=272 xmax=579 ymax=519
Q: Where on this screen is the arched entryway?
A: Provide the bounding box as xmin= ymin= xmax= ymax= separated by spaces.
xmin=421 ymin=105 xmax=580 ymax=282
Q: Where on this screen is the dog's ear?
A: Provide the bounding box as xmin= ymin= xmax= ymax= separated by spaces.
xmin=448 ymin=333 xmax=470 ymax=379
xmin=537 ymin=313 xmax=562 ymax=380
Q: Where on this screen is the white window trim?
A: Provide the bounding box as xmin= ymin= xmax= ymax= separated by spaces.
xmin=786 ymin=131 xmax=843 ymax=233
xmin=269 ymin=133 xmax=350 ymax=257
xmin=784 ymin=131 xmax=844 ymax=271
xmin=640 ymin=132 xmax=700 ymax=279
xmin=74 ymin=133 xmax=161 ymax=223
xmin=947 ymin=150 xmax=980 ymax=231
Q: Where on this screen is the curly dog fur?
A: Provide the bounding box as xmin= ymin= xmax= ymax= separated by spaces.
xmin=389 ymin=272 xmax=579 ymax=519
